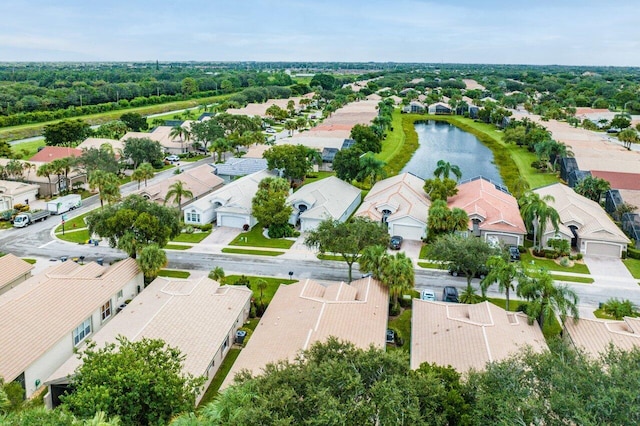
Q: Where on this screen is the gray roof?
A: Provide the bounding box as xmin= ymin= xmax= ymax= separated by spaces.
xmin=213 ymin=158 xmax=268 ymax=177
xmin=322 ymin=148 xmax=339 ymax=162
xmin=341 ymin=139 xmax=356 ymax=150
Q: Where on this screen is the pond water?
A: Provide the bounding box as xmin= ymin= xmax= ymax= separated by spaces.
xmin=401 ymin=120 xmax=503 ymax=185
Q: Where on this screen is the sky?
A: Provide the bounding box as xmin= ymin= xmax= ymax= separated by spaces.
xmin=1 ymin=0 xmax=639 ymax=66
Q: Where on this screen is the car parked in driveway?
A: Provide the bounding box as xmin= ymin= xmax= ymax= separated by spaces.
xmin=165 ymin=154 xmax=180 ymax=162
xmin=442 ymin=286 xmax=459 ymax=303
xmin=509 ymin=245 xmax=521 ymax=261
xmin=389 ymin=235 xmax=403 ymax=250
xmin=265 ymin=128 xmax=277 ymax=134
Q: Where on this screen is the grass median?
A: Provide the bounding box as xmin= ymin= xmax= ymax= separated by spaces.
xmin=222 ymin=248 xmax=284 ymax=256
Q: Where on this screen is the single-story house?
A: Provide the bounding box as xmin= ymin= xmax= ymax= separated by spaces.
xmin=411 ymin=300 xmax=548 ymax=371
xmin=0 ymin=159 xmax=85 ymax=197
xmin=534 ymin=183 xmax=630 ymax=257
xmin=0 ymin=180 xmax=40 ymax=211
xmin=448 ymin=176 xmax=527 ymax=246
xmin=355 ymin=173 xmax=430 ymax=241
xmin=0 ymin=253 xmax=34 ymax=295
xmin=428 ymin=102 xmax=452 ymax=115
xmin=287 ymin=176 xmax=361 ymax=232
xmin=29 ymin=146 xmax=83 ymax=163
xmin=76 ymin=137 xmax=125 ymax=157
xmin=402 ymin=101 xmax=425 ymax=114
xmin=564 ymin=316 xmax=640 ymax=358
xmin=44 ymin=275 xmax=251 ymax=407
xmin=184 ymin=169 xmax=277 ymax=228
xmin=212 ymin=158 xmax=268 ymax=183
xmin=221 ymin=276 xmax=388 ymax=389
xmin=132 ymin=164 xmax=224 ymax=208
xmin=0 ymin=258 xmax=142 ymax=398
xmin=121 ymin=121 xmax=195 ymax=155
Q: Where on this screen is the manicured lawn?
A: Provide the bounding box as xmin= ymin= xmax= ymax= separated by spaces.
xmin=157 ymin=269 xmax=191 ymax=279
xmin=593 ymin=309 xmax=615 ymax=320
xmin=376 ymin=109 xmax=406 ymax=165
xmin=487 ymin=297 xmax=562 ymax=339
xmin=11 ymin=139 xmax=45 ymax=158
xmin=623 ymin=258 xmax=640 ymax=279
xmin=388 ymin=307 xmax=412 ymax=352
xmin=520 ymin=252 xmax=590 ymax=274
xmin=381 ymin=112 xmax=420 ymax=176
xmin=197 ymin=348 xmax=241 ymax=408
xmin=225 ymin=275 xmax=296 ymax=306
xmin=301 ymin=171 xmax=334 ymax=187
xmin=165 ymin=244 xmax=191 ymax=250
xmin=549 ymin=274 xmax=594 ymax=284
xmin=22 ymin=258 xmax=37 ymax=264
xmin=419 ymin=244 xmax=429 ymax=259
xmin=56 ymin=229 xmax=91 ymax=244
xmin=317 ymin=254 xmax=344 ymax=261
xmin=229 ymin=225 xmax=295 ymax=249
xmin=54 ymin=211 xmax=92 ymax=233
xmin=172 ymin=231 xmax=211 ymax=243
xmin=222 ymin=248 xmax=284 ymax=256
xmin=418 ymin=261 xmax=444 ymax=270
xmin=180 ymin=154 xmax=209 ymax=162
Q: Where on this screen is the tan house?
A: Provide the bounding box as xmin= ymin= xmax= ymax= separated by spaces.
xmin=77 ymin=137 xmax=125 ymax=156
xmin=0 ymin=258 xmax=142 ymax=397
xmin=45 ymin=275 xmax=251 ymax=407
xmin=221 ymin=277 xmax=389 ymax=389
xmin=131 ymin=164 xmax=224 ymax=208
xmin=448 ymin=177 xmax=527 ymax=246
xmin=411 ymin=300 xmax=548 ymax=371
xmin=121 ymin=121 xmax=194 ymax=155
xmin=0 ymin=180 xmax=40 ymax=210
xmin=0 ymin=253 xmax=34 ymax=295
xmin=0 ymin=159 xmax=85 ymax=197
xmin=355 ymin=172 xmax=430 ymax=240
xmin=534 ymin=183 xmax=630 ymax=257
xmin=564 ymin=316 xmax=640 ymax=357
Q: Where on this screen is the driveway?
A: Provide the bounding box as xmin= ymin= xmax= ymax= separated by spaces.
xmin=399 ymin=239 xmax=422 ymax=262
xmin=200 ymin=226 xmax=242 ymax=246
xmin=583 ymin=256 xmax=633 ymax=280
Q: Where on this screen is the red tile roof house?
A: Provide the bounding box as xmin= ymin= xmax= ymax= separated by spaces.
xmin=448 ymin=177 xmax=527 ymax=246
xmin=29 ymin=146 xmax=83 ymax=163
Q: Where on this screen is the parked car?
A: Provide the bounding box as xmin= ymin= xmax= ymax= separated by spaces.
xmin=265 ymin=128 xmax=277 ymax=134
xmin=442 ymin=286 xmax=459 ymax=303
xmin=421 ymin=289 xmax=436 ymax=301
xmin=165 ymin=154 xmax=180 ymax=162
xmin=386 ymin=329 xmax=396 ymax=344
xmin=389 ymin=235 xmax=403 ymax=250
xmin=509 ymin=245 xmax=521 ymax=262
xmin=448 ymin=265 xmax=488 ymax=279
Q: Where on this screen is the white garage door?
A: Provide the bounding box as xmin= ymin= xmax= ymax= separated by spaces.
xmin=218 ymin=214 xmax=247 ymax=229
xmin=585 ymin=242 xmax=621 ymax=257
xmin=391 ymin=224 xmax=424 ymax=241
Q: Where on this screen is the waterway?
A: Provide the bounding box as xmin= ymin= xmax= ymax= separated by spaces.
xmin=401 ymin=120 xmax=503 ymax=185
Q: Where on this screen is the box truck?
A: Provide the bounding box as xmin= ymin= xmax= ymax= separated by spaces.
xmin=46 ymin=194 xmax=82 ymax=215
xmin=13 ymin=210 xmax=51 ymax=228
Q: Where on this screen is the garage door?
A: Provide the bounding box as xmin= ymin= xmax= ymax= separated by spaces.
xmin=487 ymin=234 xmax=519 ymax=246
xmin=391 ymin=224 xmax=424 ymax=241
xmin=218 ymin=214 xmax=246 ymax=229
xmin=584 ymin=241 xmax=621 ymax=257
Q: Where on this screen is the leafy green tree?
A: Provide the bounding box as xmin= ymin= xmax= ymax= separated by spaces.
xmin=574 ymin=175 xmax=611 ymax=203
xmin=481 ymin=255 xmax=519 ymax=310
xmin=517 ymin=268 xmax=579 ymax=329
xmin=88 ymin=170 xmax=121 ymax=209
xmin=423 ymin=177 xmax=458 ymax=201
xmin=263 ymin=144 xmax=313 ymax=182
xmin=0 ymin=141 xmax=12 ymax=158
xmin=131 ymin=162 xmax=155 ymax=189
xmin=164 ymin=180 xmax=194 ymax=208
xmin=123 ymin=138 xmax=164 ymax=169
xmin=208 ymin=266 xmax=225 ymax=283
xmin=284 ymin=119 xmax=297 ymax=136
xmin=519 ymin=191 xmax=560 ymax=249
xmin=190 ymin=120 xmax=224 ymax=153
xmin=610 ymin=114 xmax=631 ymax=130
xmin=86 ymin=195 xmax=181 ymax=258
xmin=119 ymin=112 xmax=148 ymax=132
xmin=94 ymin=120 xmax=129 ymax=140
xmin=309 ymin=73 xmax=337 ymax=90
xmin=210 ymin=138 xmax=231 ymax=163
xmin=43 ymin=119 xmax=91 ymax=147
xmin=618 ymin=128 xmax=640 ymax=150
xmin=265 ymin=104 xmax=287 ymax=121
xmin=137 ymin=244 xmax=167 ymax=282
xmin=305 ymin=217 xmax=389 ymax=282
xmin=49 ymin=156 xmax=78 ymax=194
xmin=181 ymin=77 xmax=199 ymax=95
xmin=427 ymin=199 xmax=468 ymax=240
xmin=251 ymin=177 xmax=292 ymax=238
xmin=332 ymin=147 xmax=364 ymax=182
xmin=79 ymin=146 xmax=120 ymax=175
xmin=61 ymin=337 xmax=204 ymax=425
xmin=350 ymin=124 xmax=382 ymax=153
xmin=433 ymin=159 xmax=462 ymax=181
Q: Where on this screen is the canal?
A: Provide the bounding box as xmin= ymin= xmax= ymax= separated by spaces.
xmin=401 ymin=120 xmax=503 ymax=184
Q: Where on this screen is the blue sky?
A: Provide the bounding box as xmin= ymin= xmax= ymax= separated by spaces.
xmin=1 ymin=0 xmax=639 ymax=65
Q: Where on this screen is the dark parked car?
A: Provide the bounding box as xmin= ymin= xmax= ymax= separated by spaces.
xmin=389 ymin=235 xmax=403 ymax=250
xmin=386 ymin=329 xmax=396 ymax=344
xmin=448 ymin=265 xmax=488 ymax=279
xmin=509 ymin=245 xmax=521 ymax=261
xmin=442 ymin=286 xmax=459 ymax=303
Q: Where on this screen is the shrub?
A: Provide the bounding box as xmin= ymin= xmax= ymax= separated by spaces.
xmin=185 ymin=225 xmax=194 ymax=234
xmin=267 ymin=223 xmax=295 ymax=238
xmin=628 ymin=247 xmax=640 ymax=260
xmin=249 ymin=304 xmax=256 ymax=318
xmin=559 ymin=257 xmax=571 ymax=267
xmin=13 ymin=203 xmax=30 ymax=213
xmin=517 ymin=245 xmax=526 ymax=253
xmin=545 ymin=252 xmax=556 ymax=259
xmin=389 ymin=303 xmax=401 ymax=317
xmin=576 ymin=253 xmax=583 ymax=260
xmin=233 ymin=275 xmax=251 ymax=288
xmin=548 ymin=238 xmax=570 ymax=256
xmin=200 ymin=223 xmax=213 ymax=232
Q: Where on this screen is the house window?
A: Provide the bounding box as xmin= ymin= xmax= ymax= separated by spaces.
xmin=101 ymin=300 xmax=112 ymax=322
xmin=117 ymin=290 xmax=123 ymax=299
xmin=186 ymin=211 xmax=200 ymax=223
xmin=222 ymin=335 xmax=229 ymax=352
xmin=73 ymin=318 xmax=92 ymax=346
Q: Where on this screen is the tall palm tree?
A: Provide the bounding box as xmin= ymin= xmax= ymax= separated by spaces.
xmin=359 ymin=245 xmax=389 ymax=279
xmin=50 ymin=156 xmax=77 ymax=194
xmin=36 ymin=163 xmax=54 ymax=196
xmin=381 ymin=252 xmax=415 ymax=311
xmin=284 ymin=120 xmax=297 ymax=136
xmin=132 ymin=162 xmax=155 ymax=188
xmin=433 ymin=160 xmax=462 ymax=181
xmin=519 ymin=191 xmax=560 ymax=249
xmin=357 ymin=153 xmax=387 ymax=187
xmin=169 ymin=124 xmax=186 ymax=153
xmin=208 ymin=266 xmax=225 ymax=283
xmin=5 ymin=159 xmax=24 ymax=180
xmin=517 ymin=268 xmax=579 ymax=329
xmin=256 ymin=279 xmax=268 ymax=312
xmin=481 ymin=255 xmax=519 ymax=310
xmin=89 ymin=170 xmax=121 ymax=209
xmin=137 ymin=244 xmax=167 ymax=282
xmin=164 ymin=180 xmax=193 ymax=208
xmin=210 ymin=138 xmax=231 ymax=162
xmin=22 ymin=162 xmax=35 ymax=181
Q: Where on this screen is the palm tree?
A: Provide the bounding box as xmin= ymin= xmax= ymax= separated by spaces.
xmin=256 ymin=279 xmax=268 ymax=312
xmin=182 ymin=128 xmax=192 ymax=153
xmin=517 ymin=268 xmax=579 ymax=330
xmin=36 ymin=162 xmax=55 ymax=196
xmin=357 ymin=153 xmax=387 ymax=187
xmin=208 ymin=266 xmax=225 ymax=283
xmin=601 ymin=298 xmax=637 ymax=320
xmin=132 ymin=162 xmax=155 ymax=188
xmin=50 ymin=156 xmax=77 ymax=194
xmin=137 ymin=244 xmax=167 ymax=283
xmin=359 ymin=245 xmax=389 ymax=279
xmin=433 ymin=160 xmax=462 ymax=181
xmin=284 ymin=120 xmax=297 ymax=136
xmin=519 ymin=191 xmax=560 ymax=249
xmin=5 ymin=159 xmax=24 ymax=180
xmin=164 ymin=180 xmax=193 ymax=208
xmin=210 ymin=138 xmax=231 ymax=162
xmin=22 ymin=162 xmax=35 ymax=181
xmin=481 ymin=255 xmax=519 ymax=310
xmin=89 ymin=170 xmax=121 ymax=209
xmin=169 ymin=124 xmax=186 ymax=153
xmin=381 ymin=252 xmax=415 ymax=312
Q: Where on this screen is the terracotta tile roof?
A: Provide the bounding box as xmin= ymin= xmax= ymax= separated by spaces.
xmin=411 ymin=300 xmax=548 ymax=371
xmin=45 ymin=277 xmax=251 ymax=387
xmin=448 ymin=177 xmax=527 ymax=236
xmin=355 ymin=172 xmax=430 ymax=224
xmin=0 ymin=258 xmax=141 ymax=382
xmin=221 ymin=277 xmax=388 ymax=389
xmin=0 ymin=253 xmax=34 ymax=291
xmin=29 ymin=146 xmax=83 ymax=162
xmin=564 ymin=317 xmax=640 ymax=357
xmin=591 ymin=170 xmax=640 ymax=191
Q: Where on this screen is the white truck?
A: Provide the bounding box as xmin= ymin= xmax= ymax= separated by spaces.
xmin=46 ymin=194 xmax=82 ymax=215
xmin=13 ymin=210 xmax=51 ymax=228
